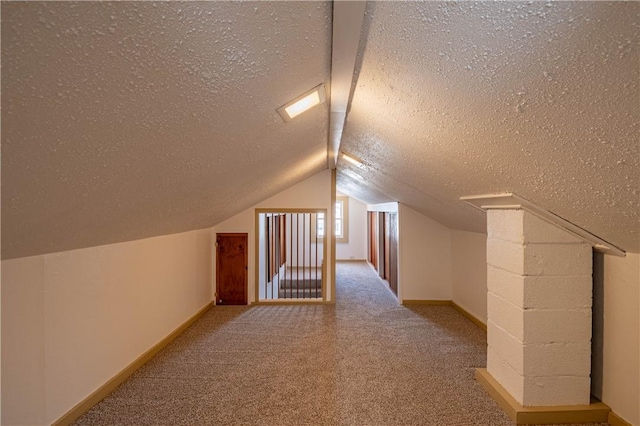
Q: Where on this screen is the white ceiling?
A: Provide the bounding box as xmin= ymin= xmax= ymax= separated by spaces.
xmin=2 ymin=1 xmax=638 ymax=259
xmin=338 ymin=1 xmax=639 ymax=252
xmin=2 ymin=1 xmax=331 ymax=259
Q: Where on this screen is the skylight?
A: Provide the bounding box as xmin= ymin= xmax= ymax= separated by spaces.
xmin=277 ymin=84 xmax=326 ymax=122
xmin=340 ymin=152 xmax=364 ymax=167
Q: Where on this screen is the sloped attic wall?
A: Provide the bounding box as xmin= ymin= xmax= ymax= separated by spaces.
xmin=1 ymin=1 xmax=332 ymax=260
xmin=335 ymin=3 xmax=639 ymax=419
xmin=338 ymin=1 xmax=639 ymax=254
xmin=1 ymin=228 xmax=213 ymax=425
xmin=451 ymin=230 xmax=488 ymax=324
xmin=0 ymin=170 xmax=332 ymax=425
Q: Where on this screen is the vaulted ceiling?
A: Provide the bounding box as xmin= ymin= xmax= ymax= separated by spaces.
xmin=2 ymin=1 xmax=638 ymax=259
xmin=338 ymin=1 xmax=639 ymax=253
xmin=2 ymin=1 xmax=331 ymax=259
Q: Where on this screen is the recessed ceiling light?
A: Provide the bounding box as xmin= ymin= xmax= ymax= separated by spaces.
xmin=277 ymin=84 xmax=326 ymax=122
xmin=340 ymin=152 xmax=364 ymax=167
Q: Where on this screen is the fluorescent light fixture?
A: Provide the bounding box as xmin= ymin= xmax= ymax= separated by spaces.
xmin=340 ymin=152 xmax=364 ymax=167
xmin=277 ymin=84 xmax=326 ymax=122
xmin=286 ymin=91 xmax=320 ymax=118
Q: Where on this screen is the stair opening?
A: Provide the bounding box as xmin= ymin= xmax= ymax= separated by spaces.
xmin=256 ymin=210 xmax=327 ymax=302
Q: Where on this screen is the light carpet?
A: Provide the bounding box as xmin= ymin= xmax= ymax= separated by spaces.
xmin=75 ymin=261 xmax=607 ymax=426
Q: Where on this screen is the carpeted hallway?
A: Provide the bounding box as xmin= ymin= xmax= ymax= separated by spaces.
xmin=75 ymin=262 xmax=606 ymax=426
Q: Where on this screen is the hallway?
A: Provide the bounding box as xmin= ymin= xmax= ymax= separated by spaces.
xmin=74 ymin=262 xmax=597 ymax=425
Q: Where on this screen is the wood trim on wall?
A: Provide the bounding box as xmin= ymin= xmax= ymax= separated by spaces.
xmin=401 ymin=300 xmax=487 ymax=332
xmin=402 ymin=299 xmax=452 ymax=306
xmin=367 ymin=211 xmax=378 ymax=269
xmin=475 ymin=368 xmax=611 ymax=425
xmin=451 ymin=302 xmax=487 ymax=332
xmin=52 ymin=302 xmax=214 ymax=426
xmin=608 ymin=411 xmax=633 ymax=426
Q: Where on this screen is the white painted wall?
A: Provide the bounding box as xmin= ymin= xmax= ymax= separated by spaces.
xmin=398 ymin=204 xmax=452 ymax=302
xmin=336 ymin=193 xmax=367 ymax=260
xmin=2 ymin=256 xmax=46 ymax=425
xmin=212 ymin=170 xmax=333 ymax=303
xmin=0 ymin=219 xmax=2 ymax=425
xmin=1 ymin=229 xmax=213 ymax=425
xmin=598 ymin=252 xmax=639 ymax=425
xmin=451 ymin=230 xmax=487 ymax=324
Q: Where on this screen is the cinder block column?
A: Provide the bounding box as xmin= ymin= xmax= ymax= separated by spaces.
xmin=486 ymin=209 xmax=593 ymax=407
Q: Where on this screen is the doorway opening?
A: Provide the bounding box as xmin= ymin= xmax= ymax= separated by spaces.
xmin=367 ymin=211 xmax=398 ymax=295
xmin=256 ymin=209 xmax=327 ymax=302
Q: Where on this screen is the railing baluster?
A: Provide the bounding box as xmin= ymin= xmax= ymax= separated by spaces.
xmin=303 ymin=213 xmax=307 ymax=299
xmin=266 ymin=215 xmax=270 ymax=300
xmin=296 ymin=213 xmax=299 ymax=300
xmin=289 ymin=213 xmax=292 ymax=299
xmin=259 ymin=211 xmax=328 ymax=302
xmin=271 ymin=214 xmax=282 ymax=299
xmin=272 ymin=215 xmax=274 ymax=300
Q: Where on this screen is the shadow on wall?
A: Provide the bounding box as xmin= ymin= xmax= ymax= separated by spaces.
xmin=591 ymin=251 xmax=604 ymax=399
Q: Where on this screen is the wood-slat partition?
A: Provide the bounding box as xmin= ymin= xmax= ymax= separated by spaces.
xmin=256 ymin=210 xmax=327 ymax=303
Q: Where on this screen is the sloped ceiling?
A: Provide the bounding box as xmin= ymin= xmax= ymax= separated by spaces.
xmin=338 ymin=1 xmax=639 ymax=252
xmin=2 ymin=1 xmax=332 ymax=259
xmin=3 ymin=1 xmax=639 ymax=260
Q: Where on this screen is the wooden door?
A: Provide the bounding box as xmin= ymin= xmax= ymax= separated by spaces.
xmin=384 ymin=213 xmax=391 ymax=281
xmin=378 ymin=212 xmax=387 ymax=279
xmin=368 ymin=212 xmax=378 ymax=269
xmin=216 ymin=233 xmax=248 ymax=305
xmin=388 ymin=212 xmax=398 ymax=295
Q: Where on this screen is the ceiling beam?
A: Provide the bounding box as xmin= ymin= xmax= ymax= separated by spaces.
xmin=328 ymin=0 xmax=367 ymax=169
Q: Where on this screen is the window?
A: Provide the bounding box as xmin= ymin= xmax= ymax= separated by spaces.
xmin=316 ymin=197 xmax=349 ymax=242
xmin=336 ymin=196 xmax=349 ymax=243
xmin=335 ymin=200 xmax=344 ymax=238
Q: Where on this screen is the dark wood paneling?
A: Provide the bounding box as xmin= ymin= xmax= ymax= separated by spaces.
xmin=388 ymin=212 xmax=398 ymax=295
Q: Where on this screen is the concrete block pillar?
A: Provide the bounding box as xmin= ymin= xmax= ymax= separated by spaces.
xmin=486 ymin=209 xmax=593 ymax=407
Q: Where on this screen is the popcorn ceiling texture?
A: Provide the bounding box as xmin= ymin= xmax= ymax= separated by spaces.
xmin=3 ymin=1 xmax=639 ymax=259
xmin=1 ymin=1 xmax=331 ymax=259
xmin=338 ymin=1 xmax=639 ymax=252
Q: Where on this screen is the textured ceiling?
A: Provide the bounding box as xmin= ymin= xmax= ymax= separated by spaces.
xmin=3 ymin=1 xmax=639 ymax=260
xmin=338 ymin=1 xmax=639 ymax=252
xmin=2 ymin=1 xmax=332 ymax=259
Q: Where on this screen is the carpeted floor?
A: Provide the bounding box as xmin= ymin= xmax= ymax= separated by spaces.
xmin=75 ymin=262 xmax=607 ymax=426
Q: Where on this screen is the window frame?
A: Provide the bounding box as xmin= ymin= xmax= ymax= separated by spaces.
xmin=335 ymin=196 xmax=349 ymax=243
